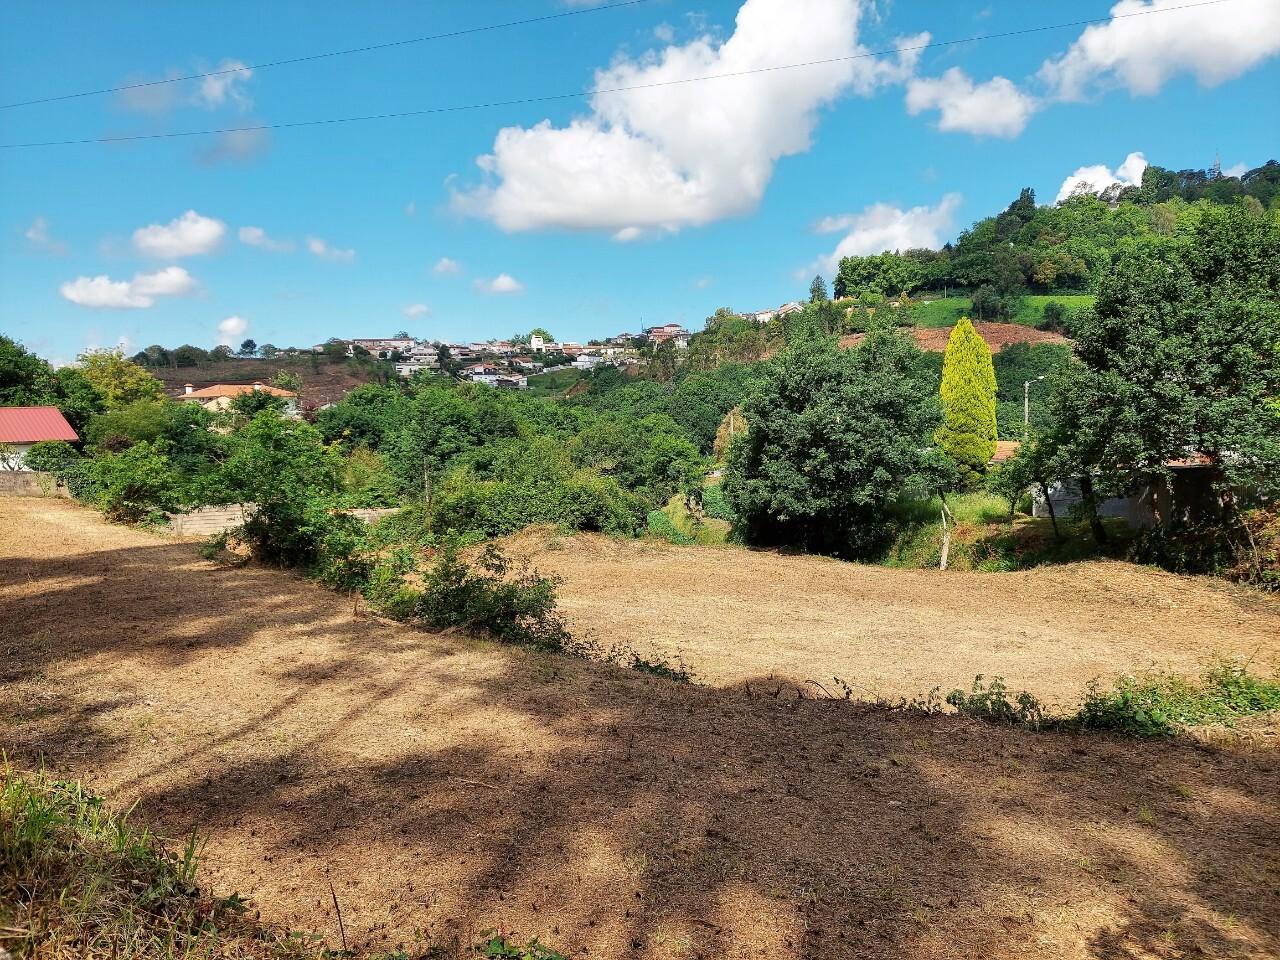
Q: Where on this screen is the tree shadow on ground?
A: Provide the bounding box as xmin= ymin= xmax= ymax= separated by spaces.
xmin=2 ymin=533 xmax=1278 ymax=959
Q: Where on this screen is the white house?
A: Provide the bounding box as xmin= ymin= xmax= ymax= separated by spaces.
xmin=0 ymin=406 xmax=79 ymax=470
xmin=181 ymin=382 xmax=301 ymax=419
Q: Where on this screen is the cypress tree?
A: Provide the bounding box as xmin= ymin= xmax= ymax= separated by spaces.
xmin=936 ymin=317 xmax=997 ymax=484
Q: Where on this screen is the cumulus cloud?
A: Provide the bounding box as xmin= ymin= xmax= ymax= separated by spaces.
xmin=59 ymin=266 xmax=197 ymax=309
xmin=476 ymin=274 xmax=525 ymax=295
xmin=238 ymin=225 xmax=294 ymax=252
xmin=216 ymin=315 xmax=249 ymax=346
xmin=306 ymin=236 xmax=356 ymax=262
xmin=1041 ymin=0 xmax=1280 ymax=101
xmin=198 ymin=60 xmax=254 ymax=110
xmin=905 ymin=67 xmax=1037 ymax=138
xmin=133 ymin=210 xmax=226 ymax=258
xmin=453 ymin=0 xmax=925 ymax=235
xmin=24 ymin=217 xmax=66 ymax=255
xmin=402 ymin=303 xmax=431 ymax=319
xmin=1055 ymin=150 xmax=1148 ymax=203
xmin=807 ymin=193 xmax=961 ymax=277
xmin=1222 ymin=161 xmax=1249 ymax=178
xmin=432 ymin=256 xmax=462 ymax=275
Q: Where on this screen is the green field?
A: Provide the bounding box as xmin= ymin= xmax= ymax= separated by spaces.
xmin=527 ymin=366 xmax=587 ymax=394
xmin=911 ymin=294 xmax=1094 ymax=329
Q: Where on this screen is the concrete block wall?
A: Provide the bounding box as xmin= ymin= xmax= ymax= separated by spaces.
xmin=0 ymin=471 xmax=69 ymax=497
xmin=166 ymin=504 xmax=400 ymax=537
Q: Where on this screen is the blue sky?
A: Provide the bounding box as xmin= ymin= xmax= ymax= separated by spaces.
xmin=1 ymin=0 xmax=1277 ymax=361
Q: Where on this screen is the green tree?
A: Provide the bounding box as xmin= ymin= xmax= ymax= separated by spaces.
xmin=723 ymin=324 xmax=948 ymax=559
xmin=935 ymin=317 xmax=998 ymax=484
xmin=272 ymin=369 xmax=302 ymax=392
xmin=1036 ymin=203 xmax=1280 ymax=557
xmin=0 ymin=335 xmax=56 ymax=404
xmin=809 ymin=275 xmax=829 ymax=303
xmin=238 ymin=338 xmax=258 ymax=357
xmin=77 ymin=350 xmax=164 ymax=409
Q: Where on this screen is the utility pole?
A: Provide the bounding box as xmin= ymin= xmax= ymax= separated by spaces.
xmin=1023 ymin=376 xmax=1045 ymax=436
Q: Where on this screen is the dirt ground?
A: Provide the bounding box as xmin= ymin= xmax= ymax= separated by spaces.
xmin=2 ymin=497 xmax=1279 ymax=960
xmin=495 ymin=527 xmax=1280 ymax=707
xmin=840 ymin=322 xmax=1070 ymax=353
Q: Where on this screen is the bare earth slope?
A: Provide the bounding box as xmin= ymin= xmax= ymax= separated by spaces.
xmin=2 ymin=498 xmax=1278 ymax=960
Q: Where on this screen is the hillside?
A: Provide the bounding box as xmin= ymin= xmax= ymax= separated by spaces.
xmin=841 ymin=321 xmax=1070 ymax=354
xmin=149 ymin=356 xmax=394 ymax=408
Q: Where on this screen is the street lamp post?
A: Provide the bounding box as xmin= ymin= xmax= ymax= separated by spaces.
xmin=1023 ymin=376 xmax=1046 ymax=435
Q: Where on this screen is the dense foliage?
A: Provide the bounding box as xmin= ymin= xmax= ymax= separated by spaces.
xmin=936 ymin=318 xmax=998 ymax=483
xmin=723 ymin=324 xmax=951 ymax=559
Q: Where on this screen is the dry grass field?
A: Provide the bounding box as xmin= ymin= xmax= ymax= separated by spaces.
xmin=2 ymin=497 xmax=1278 ymax=959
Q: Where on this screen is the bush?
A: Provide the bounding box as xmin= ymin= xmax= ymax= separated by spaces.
xmin=647 ymin=508 xmax=694 ymax=545
xmin=700 ymin=483 xmax=737 ymax=523
xmin=86 ymin=440 xmax=180 ymax=524
xmin=21 ymin=439 xmax=80 ymax=474
xmin=1076 ymin=661 xmax=1280 ymax=736
xmin=406 ymin=544 xmax=572 ymax=652
xmin=946 ymin=675 xmax=1046 ymax=729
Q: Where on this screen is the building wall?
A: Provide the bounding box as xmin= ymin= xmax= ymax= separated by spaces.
xmin=165 ymin=504 xmax=399 ymax=537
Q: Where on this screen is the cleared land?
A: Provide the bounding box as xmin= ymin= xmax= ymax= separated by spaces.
xmin=841 ymin=321 xmax=1069 ymax=354
xmin=2 ymin=498 xmax=1279 ymax=959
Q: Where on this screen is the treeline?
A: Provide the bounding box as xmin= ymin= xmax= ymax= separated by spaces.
xmin=830 ymin=160 xmax=1280 ymax=316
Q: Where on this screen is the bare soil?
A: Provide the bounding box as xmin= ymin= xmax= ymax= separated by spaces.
xmin=841 ymin=322 xmax=1071 ymax=353
xmin=2 ymin=497 xmax=1278 ymax=960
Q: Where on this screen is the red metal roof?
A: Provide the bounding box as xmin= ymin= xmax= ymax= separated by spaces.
xmin=0 ymin=406 xmax=79 ymax=443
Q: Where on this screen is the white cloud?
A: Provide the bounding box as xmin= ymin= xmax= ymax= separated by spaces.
xmin=216 ymin=315 xmax=249 ymax=346
xmin=905 ymin=67 xmax=1037 ymax=138
xmin=306 ymin=236 xmax=356 ymax=262
xmin=238 ymin=225 xmax=294 ymax=252
xmin=405 ymin=200 xmax=417 ymax=217
xmin=59 ymin=266 xmax=197 ymax=309
xmin=476 ymin=273 xmax=525 ymax=295
xmin=694 ymin=275 xmax=714 ymax=289
xmin=24 ymin=217 xmax=66 ymax=255
xmin=198 ymin=60 xmax=254 ymax=110
xmin=808 ymin=193 xmax=962 ymax=277
xmin=653 ymin=22 xmax=675 ymax=43
xmin=453 ymin=0 xmax=925 ymax=235
xmin=133 ymin=210 xmax=226 ymax=258
xmin=1222 ymin=162 xmax=1248 ymax=179
xmin=402 ymin=303 xmax=431 ymax=318
xmin=1055 ymin=150 xmax=1148 ymax=203
xmin=612 ymin=226 xmax=645 ymax=243
xmin=432 ymin=256 xmax=462 ymax=274
xmin=1040 ymin=0 xmax=1280 ymax=101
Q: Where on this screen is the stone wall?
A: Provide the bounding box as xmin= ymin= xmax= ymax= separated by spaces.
xmin=165 ymin=504 xmax=399 ymax=537
xmin=0 ymin=471 xmax=69 ymax=497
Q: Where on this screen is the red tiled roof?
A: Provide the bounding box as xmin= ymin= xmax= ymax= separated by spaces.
xmin=184 ymin=383 xmax=296 ymax=398
xmin=0 ymin=406 xmax=78 ymax=443
xmin=990 ymin=440 xmax=1022 ymax=463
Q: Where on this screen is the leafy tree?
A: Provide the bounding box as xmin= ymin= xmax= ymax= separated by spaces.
xmin=229 ymin=390 xmax=287 ymax=419
xmin=76 ymin=350 xmax=164 ymax=410
xmin=171 ymin=344 xmax=209 ymax=367
xmin=86 ymin=440 xmax=181 ymax=523
xmin=0 ymin=335 xmax=56 ymax=404
xmin=936 ymin=318 xmax=998 ymax=484
xmin=238 ymin=338 xmax=257 ymax=357
xmin=809 ymin=275 xmax=829 ymax=303
xmin=258 ymin=343 xmax=279 ymax=359
xmin=1036 ymin=203 xmax=1280 ymax=556
xmin=218 ymin=413 xmax=345 ymax=566
xmin=723 ymin=324 xmax=949 ymax=559
xmin=530 ymin=326 xmax=554 ymax=342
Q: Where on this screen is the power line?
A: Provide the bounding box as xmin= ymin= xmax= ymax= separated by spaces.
xmin=0 ymin=0 xmax=657 ymax=110
xmin=0 ymin=0 xmax=1236 ymax=150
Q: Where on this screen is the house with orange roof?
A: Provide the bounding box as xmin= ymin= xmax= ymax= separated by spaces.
xmin=180 ymin=382 xmax=300 ymax=418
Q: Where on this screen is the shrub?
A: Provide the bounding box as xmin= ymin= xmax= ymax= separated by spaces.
xmin=21 ymin=439 xmax=80 ymax=474
xmin=85 ymin=440 xmax=180 ymax=524
xmin=377 ymin=544 xmax=572 ymax=653
xmin=946 ymin=675 xmax=1046 ymax=729
xmin=647 ymin=508 xmax=694 ymax=545
xmin=700 ymin=483 xmax=737 ymax=523
xmin=936 ymin=317 xmax=998 ymax=485
xmin=1076 ymin=661 xmax=1280 ymax=736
